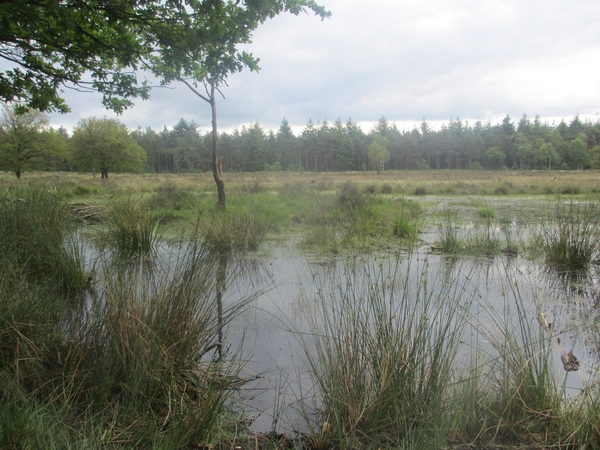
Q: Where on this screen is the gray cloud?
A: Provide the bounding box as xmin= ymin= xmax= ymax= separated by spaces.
xmin=43 ymin=0 xmax=600 ymax=134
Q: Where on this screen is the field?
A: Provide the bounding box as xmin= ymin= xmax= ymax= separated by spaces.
xmin=1 ymin=169 xmax=600 ymax=449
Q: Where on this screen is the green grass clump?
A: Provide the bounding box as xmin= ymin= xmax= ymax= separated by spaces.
xmin=541 ymin=197 xmax=600 ymax=267
xmin=0 ymin=185 xmax=88 ymax=290
xmin=477 ymin=206 xmax=496 ymax=220
xmin=301 ymin=258 xmax=472 ymax=449
xmin=436 ymin=209 xmax=463 ymax=253
xmin=199 ymin=209 xmax=270 ymax=252
xmin=102 ymin=196 xmax=162 ymax=257
xmin=452 ymin=278 xmax=564 ymax=447
xmin=0 ymin=243 xmax=250 ymax=448
xmin=147 ymin=181 xmax=197 ymax=210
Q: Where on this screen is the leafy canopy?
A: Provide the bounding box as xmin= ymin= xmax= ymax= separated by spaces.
xmin=70 ymin=117 xmax=146 ymax=176
xmin=0 ymin=103 xmax=53 ymax=177
xmin=0 ymin=0 xmax=329 ymax=113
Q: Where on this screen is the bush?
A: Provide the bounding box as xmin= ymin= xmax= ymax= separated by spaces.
xmin=337 ymin=181 xmax=371 ymax=210
xmin=380 ymin=183 xmax=393 ymax=194
xmin=147 ymin=182 xmax=196 ymax=210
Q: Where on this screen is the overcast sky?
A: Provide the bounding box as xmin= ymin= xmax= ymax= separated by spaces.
xmin=47 ymin=0 xmax=600 ymax=135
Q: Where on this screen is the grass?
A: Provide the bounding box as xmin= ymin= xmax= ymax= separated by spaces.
xmin=2 ymin=171 xmax=600 ymax=447
xmin=540 ymin=196 xmax=600 ymax=267
xmin=300 ymin=257 xmax=474 ymax=449
xmin=102 ymin=195 xmax=163 ymax=257
xmin=0 ymin=240 xmax=253 ymax=448
xmin=0 ymin=185 xmax=88 ymax=290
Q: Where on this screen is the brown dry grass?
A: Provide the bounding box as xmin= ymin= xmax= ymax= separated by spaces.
xmin=2 ymin=169 xmax=599 ymax=197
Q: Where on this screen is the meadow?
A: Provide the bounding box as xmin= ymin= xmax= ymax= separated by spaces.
xmin=1 ymin=169 xmax=600 ymax=449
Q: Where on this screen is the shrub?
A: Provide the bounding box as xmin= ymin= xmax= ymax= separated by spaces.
xmin=380 ymin=182 xmax=393 ymax=194
xmin=337 ymin=181 xmax=370 ymax=210
xmin=147 ymin=182 xmax=196 ymax=210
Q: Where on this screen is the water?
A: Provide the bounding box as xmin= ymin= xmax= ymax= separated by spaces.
xmin=223 ymin=245 xmax=600 ymax=434
xmin=80 ymin=225 xmax=600 ymax=435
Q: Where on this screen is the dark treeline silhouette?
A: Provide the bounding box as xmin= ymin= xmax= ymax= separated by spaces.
xmin=131 ymin=114 xmax=600 ymax=173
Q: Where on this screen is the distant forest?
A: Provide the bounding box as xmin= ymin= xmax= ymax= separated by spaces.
xmin=132 ymin=114 xmax=600 ymax=173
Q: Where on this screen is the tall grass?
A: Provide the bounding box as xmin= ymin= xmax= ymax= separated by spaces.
xmin=199 ymin=209 xmax=270 ymax=252
xmin=300 ymin=257 xmax=474 ymax=448
xmin=102 ymin=196 xmax=162 ymax=257
xmin=436 ymin=209 xmax=463 ymax=253
xmin=541 ymin=197 xmax=600 ymax=267
xmin=0 ymin=185 xmax=88 ymax=290
xmin=0 ymin=242 xmax=251 ymax=448
xmin=455 ymin=275 xmax=563 ymax=446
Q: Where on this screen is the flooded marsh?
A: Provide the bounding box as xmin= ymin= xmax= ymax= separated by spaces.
xmin=2 ymin=177 xmax=600 ymax=449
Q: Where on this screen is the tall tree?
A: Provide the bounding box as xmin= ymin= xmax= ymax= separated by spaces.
xmin=0 ymin=103 xmax=50 ymax=178
xmin=148 ymin=1 xmax=329 ymax=208
xmin=368 ymin=135 xmax=390 ymax=174
xmin=70 ymin=117 xmax=145 ymax=178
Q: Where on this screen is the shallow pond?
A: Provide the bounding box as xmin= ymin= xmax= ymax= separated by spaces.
xmin=219 ymin=242 xmax=600 ymax=434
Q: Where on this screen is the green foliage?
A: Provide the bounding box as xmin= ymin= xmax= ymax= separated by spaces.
xmin=568 ymin=134 xmax=589 ymax=169
xmin=368 ymin=134 xmax=390 ymax=174
xmin=147 ymin=182 xmax=197 ymax=210
xmin=264 ymin=161 xmax=283 ymax=171
xmin=483 ymin=146 xmax=506 ymax=170
xmin=1 ymin=0 xmax=329 ymax=113
xmin=477 ymin=206 xmax=495 ymax=220
xmin=70 ymin=117 xmax=146 ymax=177
xmin=337 ymin=181 xmax=372 ymax=210
xmin=0 ymin=104 xmax=52 ymax=178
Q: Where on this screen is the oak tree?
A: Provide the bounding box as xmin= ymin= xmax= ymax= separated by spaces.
xmin=70 ymin=117 xmax=145 ymax=178
xmin=0 ymin=103 xmax=50 ymax=177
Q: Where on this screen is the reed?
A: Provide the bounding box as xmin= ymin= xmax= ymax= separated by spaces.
xmin=102 ymin=195 xmax=162 ymax=257
xmin=541 ymin=197 xmax=600 ymax=267
xmin=301 ymin=256 xmax=473 ymax=448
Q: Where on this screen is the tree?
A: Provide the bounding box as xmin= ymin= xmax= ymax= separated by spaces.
xmin=148 ymin=1 xmax=329 ymax=208
xmin=483 ymin=146 xmax=506 ymax=170
xmin=0 ymin=103 xmax=50 ymax=177
xmin=70 ymin=117 xmax=145 ymax=178
xmin=368 ymin=135 xmax=390 ymax=174
xmin=1 ymin=1 xmax=328 ymax=115
xmin=569 ymin=134 xmax=589 ymax=170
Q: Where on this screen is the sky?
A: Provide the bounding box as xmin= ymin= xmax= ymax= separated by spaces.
xmin=45 ymin=0 xmax=600 ymax=135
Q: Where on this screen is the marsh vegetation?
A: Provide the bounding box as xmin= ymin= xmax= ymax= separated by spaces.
xmin=2 ymin=170 xmax=600 ymax=449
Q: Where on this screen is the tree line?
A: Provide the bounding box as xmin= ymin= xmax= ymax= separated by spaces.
xmin=130 ymin=113 xmax=600 ymax=173
xmin=2 ymin=103 xmax=600 ymax=178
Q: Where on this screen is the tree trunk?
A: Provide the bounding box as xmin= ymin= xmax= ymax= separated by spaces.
xmin=210 ymin=83 xmax=226 ymax=209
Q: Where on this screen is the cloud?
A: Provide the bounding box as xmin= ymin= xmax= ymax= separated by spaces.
xmin=35 ymin=0 xmax=600 ymax=134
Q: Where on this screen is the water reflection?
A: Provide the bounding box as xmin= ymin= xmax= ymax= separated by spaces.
xmin=77 ymin=236 xmax=600 ymax=436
